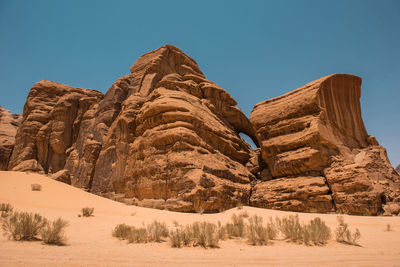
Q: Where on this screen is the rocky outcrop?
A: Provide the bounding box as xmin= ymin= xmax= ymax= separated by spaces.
xmin=250 ymin=74 xmax=400 ymax=215
xmin=396 ymin=164 xmax=400 ymax=174
xmin=5 ymin=46 xmax=400 ymax=215
xmin=9 ymin=81 xmax=103 ymax=173
xmin=0 ymin=106 xmax=21 ymax=170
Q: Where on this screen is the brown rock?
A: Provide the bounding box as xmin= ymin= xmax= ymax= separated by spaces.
xmin=396 ymin=164 xmax=400 ymax=174
xmin=0 ymin=106 xmax=21 ymax=170
xmin=9 ymin=81 xmax=103 ymax=173
xmin=250 ymin=74 xmax=400 ymax=215
xmin=64 ymin=45 xmax=256 ymax=212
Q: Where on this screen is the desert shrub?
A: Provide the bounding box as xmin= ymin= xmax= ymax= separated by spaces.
xmin=181 ymin=225 xmax=194 ymax=246
xmin=112 ymin=224 xmax=132 ymax=240
xmin=40 ymin=218 xmax=68 ymax=245
xmin=266 ymin=217 xmax=279 ymax=240
xmin=195 ymin=206 xmax=204 ymax=215
xmin=169 ymin=228 xmax=184 ymax=248
xmin=246 ymin=215 xmax=268 ymax=245
xmin=303 ymin=217 xmax=331 ymax=245
xmin=191 ymin=222 xmax=219 ymax=248
xmin=31 ymin=184 xmax=42 ymax=191
xmin=2 ymin=211 xmax=47 ymax=241
xmin=335 ymin=216 xmax=361 ymax=246
xmin=172 ymin=220 xmax=180 ymax=227
xmin=127 ymin=227 xmax=148 ymax=243
xmin=236 ymin=202 xmax=243 ymax=210
xmin=217 ymin=221 xmax=227 ymax=240
xmin=226 ymin=214 xmax=245 ymax=238
xmin=0 ymin=203 xmax=13 ymax=218
xmin=278 ymin=215 xmax=304 ymax=243
xmin=147 ymin=220 xmax=169 ymax=242
xmin=81 ymin=207 xmax=94 ymax=217
xmin=385 ymin=224 xmax=393 ymax=232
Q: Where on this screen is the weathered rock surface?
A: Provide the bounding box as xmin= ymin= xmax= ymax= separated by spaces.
xmin=0 ymin=106 xmax=21 ymax=170
xmin=396 ymin=164 xmax=400 ymax=174
xmin=5 ymin=46 xmax=400 ymax=215
xmin=250 ymin=74 xmax=400 ymax=215
xmin=9 ymin=81 xmax=103 ymax=173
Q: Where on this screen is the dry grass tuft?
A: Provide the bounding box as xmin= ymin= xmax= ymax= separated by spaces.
xmin=40 ymin=218 xmax=69 ymax=245
xmin=2 ymin=211 xmax=47 ymax=241
xmin=81 ymin=207 xmax=94 ymax=217
xmin=31 ymin=184 xmax=42 ymax=191
xmin=335 ymin=216 xmax=361 ymax=246
xmin=246 ymin=215 xmax=268 ymax=245
xmin=226 ymin=214 xmax=245 ymax=238
xmin=0 ymin=203 xmax=13 ymax=218
xmin=303 ymin=217 xmax=331 ymax=245
xmin=147 ymin=220 xmax=169 ymax=242
xmin=112 ymin=224 xmax=132 ymax=240
xmin=277 ymin=215 xmax=304 ymax=243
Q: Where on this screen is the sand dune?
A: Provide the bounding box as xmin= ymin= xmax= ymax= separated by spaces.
xmin=0 ymin=171 xmax=400 ymax=266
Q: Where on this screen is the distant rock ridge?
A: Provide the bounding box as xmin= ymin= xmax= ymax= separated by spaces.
xmin=0 ymin=106 xmax=22 ymax=170
xmin=3 ymin=45 xmax=400 ymax=215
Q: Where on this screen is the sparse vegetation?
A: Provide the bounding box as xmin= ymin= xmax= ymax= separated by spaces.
xmin=238 ymin=211 xmax=249 ymax=218
xmin=147 ymin=220 xmax=169 ymax=242
xmin=112 ymin=224 xmax=132 ymax=240
xmin=226 ymin=214 xmax=245 ymax=238
xmin=40 ymin=218 xmax=68 ymax=245
xmin=278 ymin=215 xmax=304 ymax=243
xmin=335 ymin=216 xmax=361 ymax=246
xmin=246 ymin=215 xmax=268 ymax=245
xmin=385 ymin=224 xmax=393 ymax=232
xmin=81 ymin=207 xmax=94 ymax=217
xmin=236 ymin=202 xmax=243 ymax=210
xmin=172 ymin=220 xmax=180 ymax=227
xmin=127 ymin=227 xmax=149 ymax=243
xmin=31 ymin=184 xmax=42 ymax=191
xmin=2 ymin=211 xmax=47 ymax=241
xmin=304 ymin=217 xmax=331 ymax=245
xmin=0 ymin=203 xmax=13 ymax=218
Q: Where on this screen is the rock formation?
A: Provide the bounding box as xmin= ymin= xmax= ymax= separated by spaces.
xmin=5 ymin=45 xmax=400 ymax=215
xmin=250 ymin=74 xmax=400 ymax=215
xmin=0 ymin=106 xmax=21 ymax=170
xmin=396 ymin=164 xmax=400 ymax=174
xmin=9 ymin=81 xmax=103 ymax=173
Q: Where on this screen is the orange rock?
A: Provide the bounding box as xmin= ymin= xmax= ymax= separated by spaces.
xmin=0 ymin=106 xmax=21 ymax=170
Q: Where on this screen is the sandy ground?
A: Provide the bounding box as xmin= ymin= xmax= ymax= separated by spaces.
xmin=0 ymin=171 xmax=400 ymax=266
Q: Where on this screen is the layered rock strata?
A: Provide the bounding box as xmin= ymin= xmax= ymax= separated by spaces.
xmin=250 ymin=74 xmax=400 ymax=215
xmin=0 ymin=106 xmax=21 ymax=170
xmin=6 ymin=46 xmax=400 ymax=215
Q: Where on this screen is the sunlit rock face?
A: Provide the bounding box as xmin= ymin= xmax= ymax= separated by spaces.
xmin=6 ymin=45 xmax=400 ymax=215
xmin=250 ymin=74 xmax=400 ymax=215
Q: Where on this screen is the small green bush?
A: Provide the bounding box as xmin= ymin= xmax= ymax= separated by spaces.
xmin=40 ymin=218 xmax=68 ymax=245
xmin=335 ymin=216 xmax=361 ymax=246
xmin=2 ymin=211 xmax=47 ymax=241
xmin=81 ymin=207 xmax=94 ymax=217
xmin=31 ymin=184 xmax=42 ymax=191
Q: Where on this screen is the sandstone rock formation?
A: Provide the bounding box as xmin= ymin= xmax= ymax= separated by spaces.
xmin=0 ymin=106 xmax=21 ymax=170
xmin=396 ymin=164 xmax=400 ymax=174
xmin=9 ymin=81 xmax=103 ymax=173
xmin=5 ymin=46 xmax=400 ymax=215
xmin=250 ymin=74 xmax=400 ymax=215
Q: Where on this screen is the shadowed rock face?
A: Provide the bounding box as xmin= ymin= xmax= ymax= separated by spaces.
xmin=5 ymin=45 xmax=400 ymax=215
xmin=396 ymin=165 xmax=400 ymax=174
xmin=0 ymin=106 xmax=21 ymax=170
xmin=250 ymin=74 xmax=400 ymax=215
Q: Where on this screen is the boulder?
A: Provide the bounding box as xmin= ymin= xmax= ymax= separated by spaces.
xmin=0 ymin=106 xmax=21 ymax=170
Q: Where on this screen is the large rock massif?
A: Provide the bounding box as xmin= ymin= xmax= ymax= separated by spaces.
xmin=0 ymin=106 xmax=21 ymax=170
xmin=3 ymin=45 xmax=400 ymax=215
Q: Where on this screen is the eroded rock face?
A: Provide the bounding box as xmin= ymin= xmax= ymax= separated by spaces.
xmin=0 ymin=106 xmax=21 ymax=170
xmin=396 ymin=164 xmax=400 ymax=174
xmin=9 ymin=81 xmax=103 ymax=173
xmin=6 ymin=46 xmax=399 ymax=215
xmin=250 ymin=74 xmax=400 ymax=215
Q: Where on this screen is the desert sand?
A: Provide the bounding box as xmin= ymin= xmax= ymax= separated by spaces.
xmin=0 ymin=171 xmax=399 ymax=266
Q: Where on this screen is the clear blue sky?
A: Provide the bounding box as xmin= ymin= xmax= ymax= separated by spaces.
xmin=0 ymin=0 xmax=399 ymax=166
